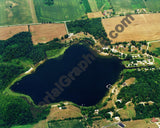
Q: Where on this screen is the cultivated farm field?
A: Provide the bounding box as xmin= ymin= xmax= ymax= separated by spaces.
xmin=0 ymin=25 xmax=28 ymax=40
xmin=110 ymin=0 xmax=146 ymax=14
xmin=145 ymin=0 xmax=160 ymax=12
xmin=33 ymin=0 xmax=90 ymax=23
xmin=102 ymin=13 xmax=160 ymax=43
xmin=95 ymin=0 xmax=111 ymax=11
xmin=30 ymin=24 xmax=67 ymax=44
xmin=0 ymin=0 xmax=33 ymax=26
xmin=88 ymin=0 xmax=99 ymax=12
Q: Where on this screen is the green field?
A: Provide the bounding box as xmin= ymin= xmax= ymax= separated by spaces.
xmin=95 ymin=0 xmax=111 ymax=11
xmin=110 ymin=0 xmax=146 ymax=14
xmin=88 ymin=0 xmax=98 ymax=12
xmin=0 ymin=0 xmax=33 ymax=26
xmin=145 ymin=0 xmax=160 ymax=12
xmin=33 ymin=0 xmax=91 ymax=23
xmin=48 ymin=119 xmax=86 ymax=128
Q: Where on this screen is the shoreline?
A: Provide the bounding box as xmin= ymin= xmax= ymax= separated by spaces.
xmin=5 ymin=45 xmax=124 ymax=107
xmin=4 ymin=47 xmax=69 ymax=104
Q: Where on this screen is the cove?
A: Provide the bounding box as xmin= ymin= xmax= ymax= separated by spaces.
xmin=11 ymin=44 xmax=124 ymax=106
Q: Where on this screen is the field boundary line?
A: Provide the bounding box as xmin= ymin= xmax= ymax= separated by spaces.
xmin=64 ymin=21 xmax=69 ymax=34
xmin=28 ymin=0 xmax=38 ymax=23
xmin=0 ymin=23 xmax=42 ymax=28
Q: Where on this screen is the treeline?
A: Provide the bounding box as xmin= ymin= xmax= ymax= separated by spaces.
xmin=67 ymin=18 xmax=110 ymax=45
xmin=0 ymin=95 xmax=50 ymax=127
xmin=116 ymin=69 xmax=160 ymax=119
xmin=45 ymin=0 xmax=54 ymax=6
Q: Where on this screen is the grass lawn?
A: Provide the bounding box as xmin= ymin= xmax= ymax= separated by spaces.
xmin=145 ymin=0 xmax=160 ymax=12
xmin=0 ymin=0 xmax=32 ymax=26
xmin=110 ymin=0 xmax=146 ymax=14
xmin=46 ymin=47 xmax=69 ymax=59
xmin=11 ymin=125 xmax=34 ymax=128
xmin=149 ymin=41 xmax=160 ymax=56
xmin=154 ymin=57 xmax=160 ymax=66
xmin=118 ymin=103 xmax=136 ymax=119
xmin=33 ymin=0 xmax=90 ymax=23
xmin=48 ymin=119 xmax=86 ymax=128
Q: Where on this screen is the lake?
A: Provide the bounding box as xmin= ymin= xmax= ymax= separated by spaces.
xmin=11 ymin=44 xmax=124 ymax=106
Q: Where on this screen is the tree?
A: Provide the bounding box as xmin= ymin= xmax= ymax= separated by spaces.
xmin=0 ymin=95 xmax=33 ymax=126
xmin=45 ymin=0 xmax=54 ymax=5
xmin=142 ymin=49 xmax=146 ymax=54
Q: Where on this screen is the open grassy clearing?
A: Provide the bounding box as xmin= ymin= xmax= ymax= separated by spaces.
xmin=47 ymin=105 xmax=82 ymax=121
xmin=0 ymin=0 xmax=33 ymax=26
xmin=88 ymin=0 xmax=98 ymax=12
xmin=118 ymin=103 xmax=136 ymax=119
xmin=154 ymin=57 xmax=160 ymax=66
xmin=28 ymin=0 xmax=38 ymax=23
xmin=149 ymin=41 xmax=160 ymax=56
xmin=102 ymin=13 xmax=160 ymax=43
xmin=33 ymin=0 xmax=90 ymax=23
xmin=30 ymin=24 xmax=67 ymax=44
xmin=46 ymin=47 xmax=69 ymax=59
xmin=110 ymin=0 xmax=146 ymax=14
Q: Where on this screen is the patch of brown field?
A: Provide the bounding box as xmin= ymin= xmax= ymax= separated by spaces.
xmin=118 ymin=103 xmax=136 ymax=119
xmin=92 ymin=119 xmax=114 ymax=128
xmin=30 ymin=24 xmax=67 ymax=45
xmin=125 ymin=77 xmax=136 ymax=86
xmin=102 ymin=13 xmax=160 ymax=43
xmin=123 ymin=119 xmax=158 ymax=128
xmin=0 ymin=25 xmax=28 ymax=40
xmin=33 ymin=120 xmax=47 ymax=128
xmin=46 ymin=105 xmax=82 ymax=121
xmin=87 ymin=11 xmax=104 ymax=18
xmin=101 ymin=100 xmax=114 ymax=110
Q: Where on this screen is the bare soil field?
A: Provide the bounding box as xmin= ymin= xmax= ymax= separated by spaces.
xmin=30 ymin=24 xmax=67 ymax=45
xmin=123 ymin=119 xmax=158 ymax=128
xmin=0 ymin=25 xmax=28 ymax=40
xmin=87 ymin=11 xmax=104 ymax=18
xmin=118 ymin=103 xmax=136 ymax=119
xmin=102 ymin=13 xmax=160 ymax=43
xmin=46 ymin=105 xmax=82 ymax=121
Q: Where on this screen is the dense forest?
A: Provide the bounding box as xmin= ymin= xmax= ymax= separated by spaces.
xmin=67 ymin=18 xmax=111 ymax=45
xmin=116 ymin=69 xmax=160 ymax=119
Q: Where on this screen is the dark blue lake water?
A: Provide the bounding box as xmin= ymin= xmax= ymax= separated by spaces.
xmin=11 ymin=44 xmax=124 ymax=106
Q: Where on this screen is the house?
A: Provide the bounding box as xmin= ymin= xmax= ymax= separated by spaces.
xmin=122 ymin=82 xmax=127 ymax=87
xmin=115 ymin=116 xmax=120 ymax=122
xmin=151 ymin=117 xmax=159 ymax=123
xmin=103 ymin=9 xmax=113 ymax=17
xmin=94 ymin=109 xmax=99 ymax=115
